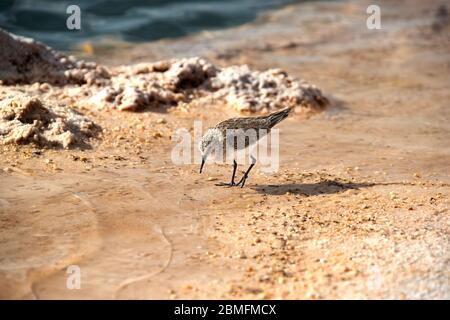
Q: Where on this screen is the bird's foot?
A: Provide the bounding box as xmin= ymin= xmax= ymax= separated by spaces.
xmin=236 ymin=175 xmax=249 ymax=188
xmin=215 ymin=181 xmax=236 ymax=187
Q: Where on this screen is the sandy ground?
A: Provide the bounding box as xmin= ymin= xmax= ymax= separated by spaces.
xmin=1 ymin=0 xmax=449 ymax=299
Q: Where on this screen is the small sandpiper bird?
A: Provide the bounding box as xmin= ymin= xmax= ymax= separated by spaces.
xmin=199 ymin=107 xmax=292 ymax=187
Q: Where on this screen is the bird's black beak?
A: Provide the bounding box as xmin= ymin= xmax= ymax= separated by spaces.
xmin=199 ymin=157 xmax=205 ymax=174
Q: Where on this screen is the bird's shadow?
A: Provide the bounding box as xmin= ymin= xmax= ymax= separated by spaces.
xmin=252 ymin=180 xmax=374 ymax=196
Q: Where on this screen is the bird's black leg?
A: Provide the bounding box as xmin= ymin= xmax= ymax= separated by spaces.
xmin=236 ymin=156 xmax=256 ymax=188
xmin=230 ymin=159 xmax=237 ymax=185
xmin=216 ymin=160 xmax=237 ymax=187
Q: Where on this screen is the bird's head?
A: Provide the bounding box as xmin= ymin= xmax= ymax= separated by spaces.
xmin=198 ymin=128 xmax=222 ymax=174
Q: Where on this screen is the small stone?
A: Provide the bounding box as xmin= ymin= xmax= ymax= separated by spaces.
xmin=258 ymin=292 xmax=272 ymax=299
xmin=272 ymin=238 xmax=286 ymax=249
xmin=153 ymin=132 xmax=163 ymax=138
xmin=389 ymin=191 xmax=398 ymax=200
xmin=306 ymin=292 xmax=320 ymax=299
xmin=182 ymin=284 xmax=193 ymax=291
xmin=259 ymin=274 xmax=271 ymax=282
xmin=156 ymin=118 xmax=167 ymax=124
xmin=3 ymin=167 xmax=12 ymax=173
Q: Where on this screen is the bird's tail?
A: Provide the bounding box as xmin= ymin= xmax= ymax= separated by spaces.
xmin=267 ymin=106 xmax=293 ymax=128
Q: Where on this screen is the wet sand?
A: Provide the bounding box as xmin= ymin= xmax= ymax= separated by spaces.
xmin=1 ymin=0 xmax=449 ymax=299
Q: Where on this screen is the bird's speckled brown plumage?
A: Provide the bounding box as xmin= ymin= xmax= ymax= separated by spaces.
xmin=215 ymin=107 xmax=292 ymax=150
xmin=216 ymin=107 xmax=292 ymax=132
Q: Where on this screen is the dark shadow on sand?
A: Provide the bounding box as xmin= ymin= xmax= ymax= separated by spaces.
xmin=252 ymin=180 xmax=375 ymax=196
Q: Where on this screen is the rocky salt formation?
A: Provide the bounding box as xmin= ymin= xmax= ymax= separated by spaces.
xmin=90 ymin=57 xmax=328 ymax=113
xmin=88 ymin=58 xmax=218 ymax=111
xmin=0 ymin=95 xmax=98 ymax=148
xmin=0 ymin=29 xmax=327 ymax=113
xmin=211 ymin=65 xmax=328 ymax=113
xmin=0 ymin=29 xmax=110 ymax=85
xmin=0 ymin=28 xmax=328 ymax=150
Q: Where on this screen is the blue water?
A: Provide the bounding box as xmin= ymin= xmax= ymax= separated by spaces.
xmin=0 ymin=0 xmax=298 ymax=50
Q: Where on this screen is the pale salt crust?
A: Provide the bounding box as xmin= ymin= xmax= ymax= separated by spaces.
xmin=0 ymin=30 xmax=328 ymax=147
xmin=0 ymin=95 xmax=98 ymax=148
xmin=0 ymin=29 xmax=110 ymax=86
xmin=88 ymin=57 xmax=328 ymax=113
xmin=0 ymin=29 xmax=327 ymax=113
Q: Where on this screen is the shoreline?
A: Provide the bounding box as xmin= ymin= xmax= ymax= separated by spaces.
xmin=0 ymin=0 xmax=449 ymax=299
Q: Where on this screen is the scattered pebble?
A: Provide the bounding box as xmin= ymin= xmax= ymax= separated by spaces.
xmin=272 ymin=239 xmax=286 ymax=249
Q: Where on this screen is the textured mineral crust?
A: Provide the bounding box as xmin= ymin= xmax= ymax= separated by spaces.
xmin=211 ymin=64 xmax=328 ymax=113
xmin=0 ymin=29 xmax=328 ymax=148
xmin=0 ymin=29 xmax=110 ymax=85
xmin=89 ymin=57 xmax=328 ymax=113
xmin=0 ymin=29 xmax=328 ymax=114
xmin=0 ymin=95 xmax=98 ymax=148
